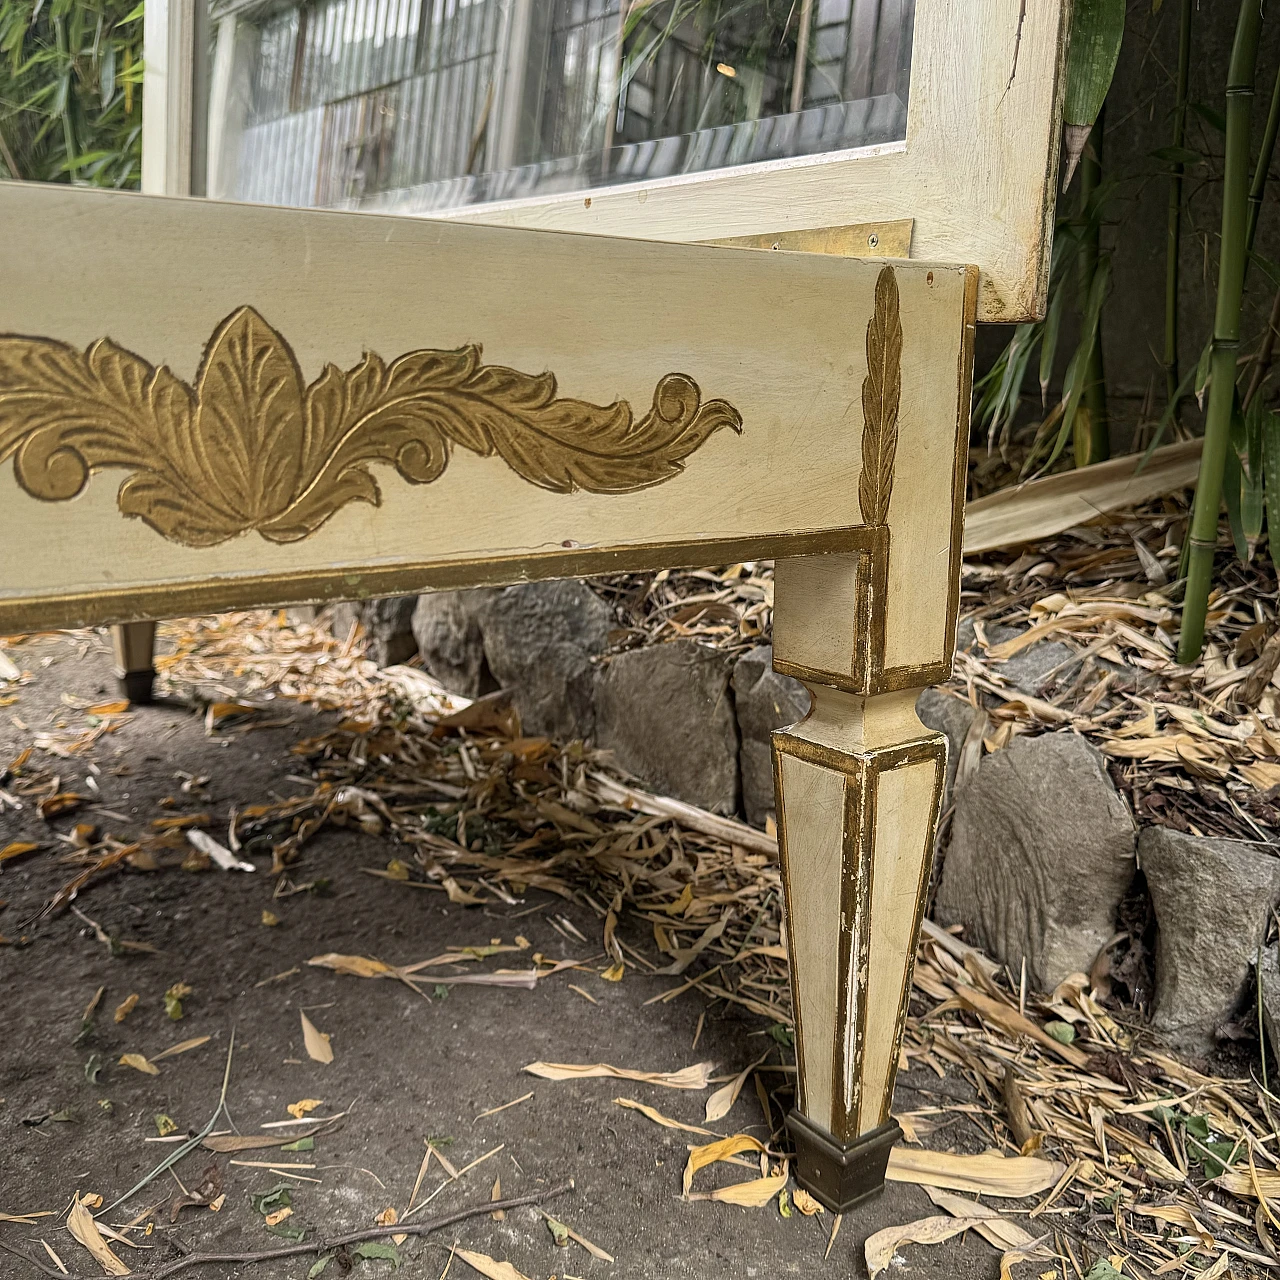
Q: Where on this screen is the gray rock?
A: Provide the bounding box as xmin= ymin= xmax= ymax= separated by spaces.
xmin=732 ymin=646 xmax=810 ymax=827
xmin=330 ymin=595 xmax=418 ymax=668
xmin=1260 ymin=946 xmax=1280 ymax=1064
xmin=935 ymin=733 xmax=1136 ymax=990
xmin=411 ymin=590 xmax=495 ymax=698
xmin=1141 ymin=826 xmax=1280 ymax=1054
xmin=596 ymin=639 xmax=739 ymax=815
xmin=916 ymin=687 xmax=980 ymax=803
xmin=477 ymin=581 xmax=614 ymax=742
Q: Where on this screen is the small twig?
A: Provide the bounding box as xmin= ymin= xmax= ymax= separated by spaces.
xmin=0 ymin=1237 xmax=63 ymax=1278
xmin=143 ymin=1181 xmax=575 ymax=1278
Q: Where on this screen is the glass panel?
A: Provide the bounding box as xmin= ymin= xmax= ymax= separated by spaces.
xmin=209 ymin=0 xmax=913 ymax=212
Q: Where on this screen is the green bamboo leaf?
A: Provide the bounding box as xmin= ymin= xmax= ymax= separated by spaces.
xmin=1062 ymin=0 xmax=1125 ymax=186
xmin=1224 ymin=443 xmax=1249 ymax=561
xmin=99 ymin=40 xmax=114 ymax=102
xmin=1064 ymin=0 xmax=1126 ymax=126
xmin=1194 ymin=339 xmax=1213 ymax=408
xmin=1039 ymin=285 xmax=1067 ymax=406
xmin=1191 ymin=101 xmax=1227 ymax=133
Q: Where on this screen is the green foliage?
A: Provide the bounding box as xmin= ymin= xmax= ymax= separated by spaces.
xmin=1063 ymin=0 xmax=1126 ymax=129
xmin=352 ymin=1242 xmax=401 ymax=1269
xmin=0 ymin=0 xmax=143 ymax=187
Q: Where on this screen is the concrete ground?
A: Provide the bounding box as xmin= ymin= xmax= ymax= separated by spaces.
xmin=0 ymin=630 xmax=1012 ymax=1279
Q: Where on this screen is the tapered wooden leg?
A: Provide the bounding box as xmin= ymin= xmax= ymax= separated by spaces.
xmin=772 ymin=557 xmax=946 ymax=1212
xmin=111 ymin=621 xmax=157 ymax=704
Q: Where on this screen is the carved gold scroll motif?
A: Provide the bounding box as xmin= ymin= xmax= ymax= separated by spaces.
xmin=0 ymin=306 xmax=743 ymax=548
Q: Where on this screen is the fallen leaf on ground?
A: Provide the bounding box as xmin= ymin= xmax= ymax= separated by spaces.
xmin=154 ymin=1115 xmax=176 ymax=1137
xmin=353 ymin=1242 xmax=400 ymax=1268
xmin=704 ymin=1052 xmax=768 ymax=1123
xmin=865 ymin=1214 xmax=990 ymax=1278
xmin=151 ymin=1035 xmax=211 ymax=1062
xmin=452 ymin=1247 xmax=532 ymax=1280
xmin=615 ymin=1097 xmax=718 ymax=1136
xmin=792 ymin=1189 xmax=824 ymax=1215
xmin=538 ymin=1210 xmax=615 ymax=1261
xmin=113 ymin=995 xmax=139 ymax=1024
xmin=67 ymin=1195 xmax=130 ymax=1276
xmin=307 ymin=952 xmax=396 ymax=978
xmin=925 ymin=1187 xmax=1045 ymax=1251
xmin=689 ymin=1169 xmax=789 ymax=1207
xmin=163 ymin=983 xmax=192 ymax=1021
xmin=86 ymin=700 xmax=130 ymax=716
xmin=886 ymin=1147 xmax=1064 ymax=1198
xmin=300 ymin=1011 xmax=334 ymax=1064
xmin=118 ymin=1053 xmax=159 ymax=1076
xmin=204 ymin=1131 xmax=321 ymax=1153
xmin=682 ymin=1134 xmax=767 ymax=1196
xmin=40 ymin=1239 xmax=67 ymax=1274
xmin=39 ymin=793 xmax=85 ymax=820
xmin=0 ymin=841 xmax=39 ymax=865
xmin=525 ymin=1060 xmax=713 ymax=1089
xmin=287 ymin=1098 xmax=324 ymax=1119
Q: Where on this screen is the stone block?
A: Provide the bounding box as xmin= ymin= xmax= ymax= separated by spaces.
xmin=596 ymin=639 xmax=739 ymax=815
xmin=1142 ymin=826 xmax=1280 ymax=1054
xmin=935 ymin=732 xmax=1136 ymax=990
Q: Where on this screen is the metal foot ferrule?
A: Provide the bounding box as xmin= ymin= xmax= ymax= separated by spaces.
xmin=786 ymin=1111 xmax=902 ymax=1213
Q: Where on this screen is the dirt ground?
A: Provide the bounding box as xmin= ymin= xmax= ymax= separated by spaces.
xmin=0 ymin=630 xmax=1010 ymax=1280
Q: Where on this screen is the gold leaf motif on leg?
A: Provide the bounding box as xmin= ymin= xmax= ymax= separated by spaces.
xmin=0 ymin=308 xmax=743 ymax=548
xmin=858 ymin=266 xmax=902 ymax=527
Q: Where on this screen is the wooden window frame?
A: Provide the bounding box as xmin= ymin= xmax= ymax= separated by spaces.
xmin=190 ymin=0 xmax=1068 ymax=323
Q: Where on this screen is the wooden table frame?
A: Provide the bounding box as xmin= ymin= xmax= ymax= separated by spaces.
xmin=0 ymin=175 xmax=978 ymax=1210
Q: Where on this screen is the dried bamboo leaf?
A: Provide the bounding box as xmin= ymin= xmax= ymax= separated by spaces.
xmin=525 ymin=1061 xmax=713 ymax=1090
xmin=67 ymin=1197 xmax=130 ymax=1276
xmin=887 ymin=1147 xmax=1064 ymax=1198
xmin=865 ymin=1214 xmax=989 ymax=1278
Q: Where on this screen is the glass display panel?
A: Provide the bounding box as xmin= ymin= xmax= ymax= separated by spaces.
xmin=210 ymin=0 xmax=914 ymax=212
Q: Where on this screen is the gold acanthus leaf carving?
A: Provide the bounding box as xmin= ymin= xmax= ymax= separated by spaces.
xmin=857 ymin=264 xmax=902 ymax=527
xmin=0 ymin=306 xmax=743 ymax=548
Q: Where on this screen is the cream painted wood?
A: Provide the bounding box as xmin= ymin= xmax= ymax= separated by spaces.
xmin=777 ymin=752 xmax=846 ymax=1135
xmin=430 ymin=0 xmax=1069 ymax=323
xmin=0 ymin=182 xmax=972 ymax=641
xmin=772 ymin=682 xmax=943 ymax=1149
xmin=857 ymin=757 xmax=939 ymax=1134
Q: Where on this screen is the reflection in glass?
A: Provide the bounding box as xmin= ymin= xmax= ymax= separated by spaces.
xmin=210 ymin=0 xmax=913 ymax=212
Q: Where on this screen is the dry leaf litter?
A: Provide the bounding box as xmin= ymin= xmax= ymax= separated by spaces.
xmin=2 ymin=497 xmax=1280 ymax=1277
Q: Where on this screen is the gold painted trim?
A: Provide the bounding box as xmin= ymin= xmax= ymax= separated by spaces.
xmin=0 ymin=527 xmax=871 ymax=636
xmin=858 ymin=266 xmax=902 ymax=527
xmin=703 ymin=219 xmax=913 ymax=260
xmin=772 ymin=262 xmax=977 ymax=699
xmin=0 ymin=306 xmax=741 ymax=548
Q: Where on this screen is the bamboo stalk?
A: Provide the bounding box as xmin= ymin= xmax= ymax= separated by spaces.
xmin=1163 ymin=0 xmax=1192 ymax=416
xmin=1077 ymin=113 xmax=1110 ymax=465
xmin=1247 ymin=61 xmax=1280 ymax=257
xmin=1178 ymin=0 xmax=1264 ymax=663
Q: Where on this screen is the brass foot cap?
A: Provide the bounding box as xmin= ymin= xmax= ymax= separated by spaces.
xmin=786 ymin=1111 xmax=902 ymax=1213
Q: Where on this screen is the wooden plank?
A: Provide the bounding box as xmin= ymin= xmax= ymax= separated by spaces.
xmin=963 ymin=440 xmax=1203 ymax=555
xmin=0 ymin=183 xmax=975 ymax=647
